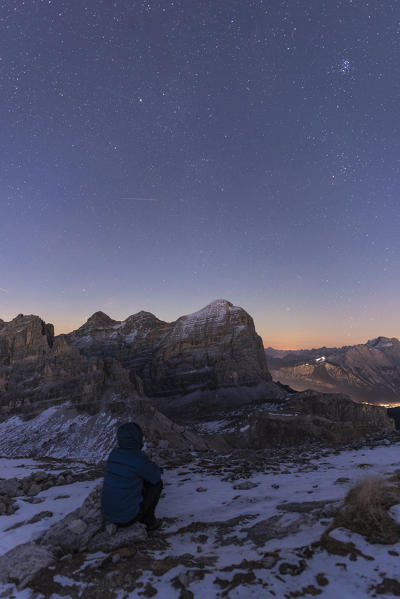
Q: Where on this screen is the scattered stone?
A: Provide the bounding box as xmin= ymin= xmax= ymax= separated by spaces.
xmin=374 ymin=577 xmax=400 ymax=596
xmin=27 ymin=484 xmax=42 ymax=496
xmin=289 ymin=584 xmax=322 ymax=597
xmin=105 ymin=522 xmax=117 ymax=535
xmin=28 ymin=511 xmax=53 ymax=524
xmin=262 ymin=554 xmax=279 ymax=569
xmin=315 ymin=573 xmax=329 ymax=586
xmin=5 ymin=520 xmax=26 ymax=532
xmin=233 ymin=481 xmax=259 ymax=490
xmin=67 ymin=519 xmax=88 ymax=535
xmin=247 ymin=515 xmax=308 ymax=546
xmin=277 ymin=500 xmax=339 ymax=517
xmin=142 ymin=582 xmax=158 ymax=597
xmin=32 ymin=471 xmax=48 ymax=483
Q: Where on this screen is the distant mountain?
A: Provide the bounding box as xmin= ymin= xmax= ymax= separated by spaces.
xmin=65 ymin=299 xmax=282 ymax=414
xmin=266 ymin=337 xmax=400 ymax=405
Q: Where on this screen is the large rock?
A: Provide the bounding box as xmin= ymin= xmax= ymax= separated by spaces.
xmin=0 ymin=542 xmax=54 ymax=589
xmin=39 ymin=484 xmax=147 ymax=553
xmin=0 ymin=484 xmax=148 ymax=589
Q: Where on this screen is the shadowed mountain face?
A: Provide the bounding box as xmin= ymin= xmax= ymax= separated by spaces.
xmin=0 ymin=300 xmax=279 ymax=421
xmin=266 ymin=337 xmax=400 ymax=406
xmin=65 ymin=299 xmax=276 ymax=403
xmin=0 ymin=313 xmax=142 ymax=419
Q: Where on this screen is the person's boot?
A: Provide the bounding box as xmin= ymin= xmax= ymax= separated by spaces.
xmin=145 ymin=517 xmax=162 ymax=531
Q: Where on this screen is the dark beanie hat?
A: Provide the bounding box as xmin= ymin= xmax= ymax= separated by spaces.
xmin=117 ymin=422 xmax=143 ymax=449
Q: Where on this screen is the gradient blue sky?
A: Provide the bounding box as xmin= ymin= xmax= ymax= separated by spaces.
xmin=1 ymin=0 xmax=399 ymax=348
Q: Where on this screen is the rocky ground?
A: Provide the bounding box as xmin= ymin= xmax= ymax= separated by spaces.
xmin=1 ymin=435 xmax=400 ymax=598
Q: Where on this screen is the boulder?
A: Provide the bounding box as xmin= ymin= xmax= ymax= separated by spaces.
xmin=0 ymin=542 xmax=54 ymax=589
xmin=0 ymin=477 xmax=20 ymax=497
xmin=39 ymin=484 xmax=147 ymax=553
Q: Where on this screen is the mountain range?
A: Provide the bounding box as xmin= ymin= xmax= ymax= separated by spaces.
xmin=0 ymin=300 xmax=395 ymax=459
xmin=266 ymin=336 xmax=400 ymax=406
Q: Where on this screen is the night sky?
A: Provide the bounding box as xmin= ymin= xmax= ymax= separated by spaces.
xmin=1 ymin=0 xmax=400 ymax=348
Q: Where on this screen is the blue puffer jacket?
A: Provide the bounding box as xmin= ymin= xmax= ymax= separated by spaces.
xmin=101 ymin=422 xmax=162 ymax=524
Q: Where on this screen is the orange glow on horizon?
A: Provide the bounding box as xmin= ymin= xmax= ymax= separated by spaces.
xmin=2 ymin=310 xmax=398 ymax=352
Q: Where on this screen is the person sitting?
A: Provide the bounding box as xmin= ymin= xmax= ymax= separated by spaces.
xmin=101 ymin=422 xmax=163 ymax=531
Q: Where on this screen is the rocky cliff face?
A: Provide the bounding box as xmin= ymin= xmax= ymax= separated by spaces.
xmin=0 ymin=314 xmax=54 ymax=363
xmin=67 ymin=299 xmax=275 ymax=402
xmin=267 ymin=337 xmax=400 ymax=405
xmin=0 ymin=300 xmax=279 ymax=458
xmin=0 ymin=314 xmax=142 ymax=419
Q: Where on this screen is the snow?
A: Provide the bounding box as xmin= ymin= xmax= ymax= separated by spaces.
xmin=2 ymin=441 xmax=400 ymax=597
xmin=0 ymin=458 xmax=51 ymax=479
xmin=72 ymin=335 xmax=93 ymax=348
xmin=0 ymin=404 xmax=119 ymax=462
xmin=170 ymin=299 xmax=245 ymax=340
xmin=124 ymin=330 xmax=138 ymax=343
xmin=389 ymin=504 xmax=400 ymax=524
xmin=150 ymin=440 xmax=400 ymax=597
xmin=0 ymin=476 xmax=100 ymax=556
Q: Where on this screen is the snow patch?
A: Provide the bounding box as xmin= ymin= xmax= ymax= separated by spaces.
xmin=0 ymin=404 xmax=118 ymax=462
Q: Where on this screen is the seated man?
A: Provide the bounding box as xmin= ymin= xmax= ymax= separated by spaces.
xmin=101 ymin=422 xmax=163 ymax=531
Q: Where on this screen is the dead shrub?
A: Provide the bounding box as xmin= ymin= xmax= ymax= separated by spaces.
xmin=329 ymin=475 xmax=400 ymax=544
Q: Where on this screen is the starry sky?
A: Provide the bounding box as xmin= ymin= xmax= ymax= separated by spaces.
xmin=1 ymin=0 xmax=400 ymax=349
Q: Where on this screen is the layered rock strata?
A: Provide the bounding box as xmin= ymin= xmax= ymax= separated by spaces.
xmin=0 ymin=314 xmax=142 ymax=418
xmin=67 ymin=299 xmax=274 ymax=401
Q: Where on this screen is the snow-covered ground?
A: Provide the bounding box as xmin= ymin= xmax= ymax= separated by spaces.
xmin=0 ymin=479 xmax=101 ymax=557
xmin=2 ymin=441 xmax=400 ymax=598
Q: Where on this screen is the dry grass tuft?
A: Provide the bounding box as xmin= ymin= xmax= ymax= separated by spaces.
xmin=330 ymin=475 xmax=400 ymax=544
